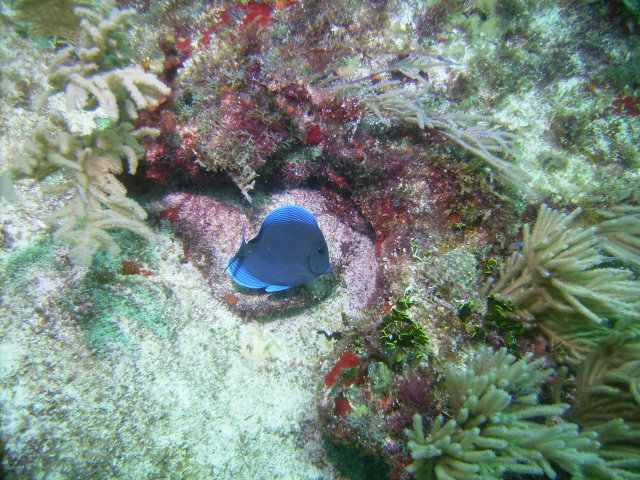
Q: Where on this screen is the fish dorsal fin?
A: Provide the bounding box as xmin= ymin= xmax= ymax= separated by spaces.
xmin=261 ymin=205 xmax=318 ymax=228
xmin=226 ymin=257 xmax=270 ymax=290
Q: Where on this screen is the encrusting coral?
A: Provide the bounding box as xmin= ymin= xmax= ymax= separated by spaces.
xmin=0 ymin=6 xmax=169 ymax=266
xmin=405 ymin=347 xmax=606 ymax=480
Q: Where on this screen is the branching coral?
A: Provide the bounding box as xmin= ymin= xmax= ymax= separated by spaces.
xmin=485 ymin=205 xmax=640 ymax=362
xmin=567 ymin=330 xmax=640 ymax=479
xmin=584 ymin=419 xmax=640 ymax=479
xmin=13 ymin=125 xmax=158 ymax=266
xmin=405 ymin=347 xmax=604 ymax=480
xmin=41 ymin=7 xmax=170 ymax=121
xmin=0 ymin=6 xmax=168 ymax=266
xmin=595 ymin=204 xmax=640 ymax=268
xmin=569 ymin=330 xmax=640 ymax=427
xmin=488 ymin=205 xmax=639 ymax=324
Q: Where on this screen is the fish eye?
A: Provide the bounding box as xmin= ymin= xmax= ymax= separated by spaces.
xmin=317 ymin=247 xmax=326 ymax=255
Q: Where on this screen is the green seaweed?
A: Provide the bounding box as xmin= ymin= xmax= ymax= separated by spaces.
xmin=12 ymin=0 xmax=96 ymax=41
xmin=323 ymin=436 xmax=390 ymax=480
xmin=61 ymin=230 xmax=169 ymax=353
xmin=380 ymin=293 xmax=428 ymax=364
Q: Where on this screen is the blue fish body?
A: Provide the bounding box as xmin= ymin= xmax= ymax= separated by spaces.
xmin=226 ymin=205 xmax=331 ymax=292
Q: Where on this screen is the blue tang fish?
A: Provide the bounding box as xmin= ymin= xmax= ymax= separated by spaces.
xmin=226 ymin=205 xmax=332 ymax=292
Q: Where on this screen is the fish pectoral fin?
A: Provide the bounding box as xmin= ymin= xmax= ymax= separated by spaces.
xmin=296 ymin=270 xmax=316 ymax=285
xmin=265 ymin=285 xmax=290 ymax=292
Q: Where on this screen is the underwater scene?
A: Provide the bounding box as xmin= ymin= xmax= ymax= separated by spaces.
xmin=1 ymin=0 xmax=639 ymax=478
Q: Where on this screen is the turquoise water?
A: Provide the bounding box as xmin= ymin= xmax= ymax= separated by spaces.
xmin=1 ymin=1 xmax=639 ymax=479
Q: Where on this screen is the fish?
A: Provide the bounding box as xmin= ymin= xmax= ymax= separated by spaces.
xmin=226 ymin=205 xmax=332 ymax=292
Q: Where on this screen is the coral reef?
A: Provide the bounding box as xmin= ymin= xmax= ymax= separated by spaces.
xmin=147 ymin=188 xmax=379 ymax=320
xmin=0 ymin=0 xmax=639 ymax=478
xmin=4 ymin=124 xmax=158 ymax=266
xmin=0 ymin=6 xmax=169 ymax=266
xmin=405 ymin=347 xmax=603 ymax=480
xmin=328 ymin=68 xmax=532 ymax=191
xmin=569 ymin=329 xmax=640 ymax=427
xmin=568 ymin=330 xmax=640 ymax=479
xmin=320 ymin=293 xmax=435 ymax=478
xmin=486 ymin=204 xmax=640 ymax=362
xmin=595 ymin=204 xmax=640 ymax=267
xmin=11 ymin=0 xmax=95 ymax=41
xmin=42 ymin=7 xmax=169 ymax=121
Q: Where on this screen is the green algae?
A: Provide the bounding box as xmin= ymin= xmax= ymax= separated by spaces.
xmin=65 ymin=231 xmax=169 ymax=353
xmin=0 ymin=229 xmax=169 ymax=355
xmin=12 ymin=0 xmax=97 ymax=41
xmin=0 ymin=239 xmax=54 ymax=290
xmin=380 ymin=293 xmax=428 ymax=365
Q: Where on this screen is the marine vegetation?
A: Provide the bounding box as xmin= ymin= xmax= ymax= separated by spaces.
xmin=1 ymin=0 xmax=640 ymax=478
xmin=405 ymin=347 xmax=605 ymax=480
xmin=485 ymin=204 xmax=640 ymax=363
xmin=570 ymin=329 xmax=640 ymax=427
xmin=565 ymin=329 xmax=640 ymax=480
xmin=10 ymin=0 xmax=95 ymax=41
xmin=379 ymin=292 xmax=429 ymax=365
xmin=327 ymin=63 xmax=532 ymax=191
xmin=595 ymin=204 xmax=640 ymax=268
xmin=321 ymin=294 xmax=435 ymax=478
xmin=535 ymin=326 xmax=640 ymax=480
xmin=0 ymin=6 xmax=169 ymax=266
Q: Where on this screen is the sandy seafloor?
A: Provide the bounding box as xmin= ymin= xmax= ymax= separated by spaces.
xmin=0 ymin=11 xmax=340 ymax=480
xmin=0 ymin=0 xmax=639 ymax=479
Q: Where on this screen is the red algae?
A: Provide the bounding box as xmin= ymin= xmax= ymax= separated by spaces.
xmin=238 ymin=1 xmax=273 ymax=27
xmin=8 ymin=1 xmax=640 ymax=478
xmin=197 ymin=0 xmax=295 ymax=48
xmin=303 ymin=124 xmax=323 ymax=146
xmin=324 ymin=350 xmax=360 ymax=387
xmin=332 ymin=395 xmax=352 ymax=418
xmin=610 ymin=96 xmax=640 ymax=116
xmin=121 ymin=261 xmax=154 ymax=277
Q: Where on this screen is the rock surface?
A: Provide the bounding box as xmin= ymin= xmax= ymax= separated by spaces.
xmin=149 ymin=189 xmax=379 ymax=321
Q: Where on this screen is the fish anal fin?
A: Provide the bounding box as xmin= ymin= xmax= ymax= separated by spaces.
xmin=265 ymin=285 xmax=290 ymax=292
